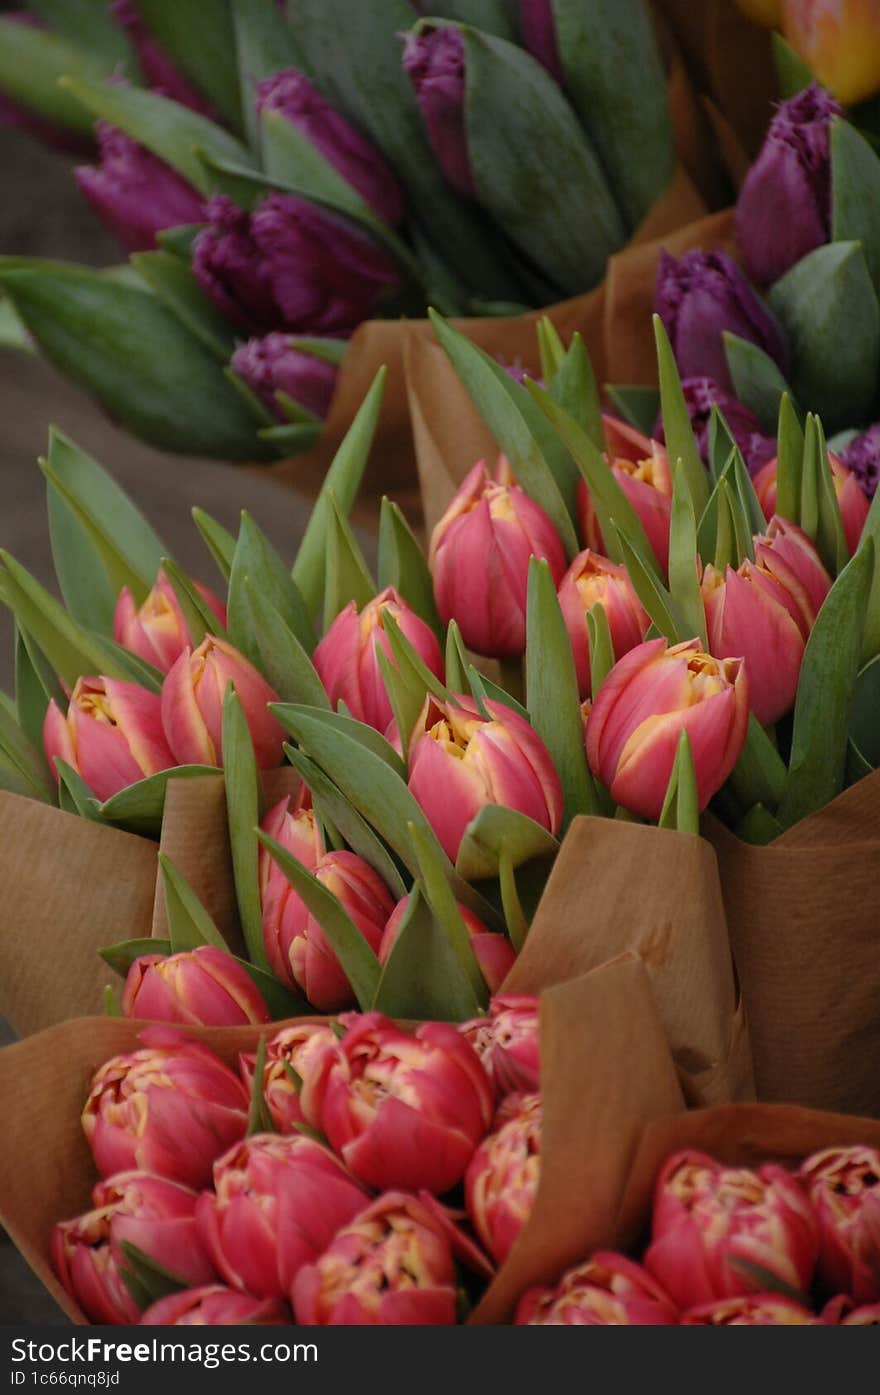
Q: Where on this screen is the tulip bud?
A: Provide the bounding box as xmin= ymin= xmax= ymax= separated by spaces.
xmin=229 ymin=334 xmax=338 ymax=421
xmin=460 ymin=994 xmax=540 ymax=1096
xmin=75 ymin=123 xmax=205 ymax=254
xmin=682 ymin=1294 xmax=815 ymax=1324
xmin=782 ymin=0 xmax=880 ymax=105
xmin=313 ymin=586 xmax=445 ymax=733
xmin=578 ymin=420 xmax=672 ymax=575
xmin=161 ymin=636 xmax=285 ymax=770
xmin=121 ymin=946 xmax=270 ymax=1027
xmin=517 ymin=1 xmax=563 ymax=82
xmin=317 ymin=1012 xmax=494 ymax=1194
xmin=82 ymin=1029 xmax=249 ymax=1188
xmin=380 ymin=897 xmax=516 ymax=995
xmin=735 ymin=85 xmax=842 ymax=287
xmin=558 ymin=550 xmax=649 ymax=699
xmin=140 ymin=1284 xmax=288 ymax=1325
xmin=43 ymin=675 xmax=175 ymax=803
xmin=516 ymin=1251 xmax=679 ymax=1325
xmin=752 ymin=451 xmax=869 ymax=555
xmin=403 ymin=26 xmax=474 ymax=196
xmin=292 ymin=1191 xmax=459 ymax=1325
xmin=840 ymin=422 xmax=880 ymax=500
xmin=823 ymin=1295 xmax=880 ymax=1324
xmin=407 ymin=693 xmax=563 ymax=863
xmin=644 ymin=1150 xmax=819 ymax=1309
xmin=800 ymin=1145 xmax=880 ymax=1304
xmin=466 ymin=1092 xmax=541 ymax=1264
xmin=256 ymin=70 xmax=403 ymax=226
xmin=52 ymin=1171 xmax=214 ymax=1325
xmin=753 ymin=517 xmax=832 ymax=626
xmin=114 ymin=567 xmax=227 ymax=674
xmin=110 ymin=0 xmax=215 ymax=116
xmin=586 ymin=638 xmax=749 ymax=820
xmin=239 ymin=1022 xmax=342 ymax=1133
xmin=196 ymin=1133 xmax=368 ymax=1299
xmin=654 ymin=377 xmax=776 ymax=478
xmin=430 ymin=461 xmax=567 ymax=658
xmin=258 ymin=795 xmax=324 ymax=966
xmin=655 ymin=249 xmax=788 ymax=391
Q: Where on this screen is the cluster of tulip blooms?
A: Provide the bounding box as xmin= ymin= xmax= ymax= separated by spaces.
xmin=53 ymin=996 xmax=542 ymax=1325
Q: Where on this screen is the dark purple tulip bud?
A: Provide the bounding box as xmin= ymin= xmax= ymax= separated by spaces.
xmin=74 ymin=123 xmax=205 ymax=254
xmin=840 ymin=423 xmax=880 ymax=500
xmin=655 ymin=249 xmax=788 ymax=393
xmin=402 ymin=26 xmax=474 ymax=197
xmin=256 ymin=70 xmax=404 ymax=227
xmin=517 ymin=0 xmax=562 ymax=83
xmin=192 ymin=196 xmax=280 ymax=334
xmin=230 ymin=334 xmax=339 ymax=421
xmin=111 ymin=0 xmax=215 ymax=117
xmin=654 ymin=377 xmax=777 ymax=479
xmin=735 ymin=85 xmax=843 ymax=288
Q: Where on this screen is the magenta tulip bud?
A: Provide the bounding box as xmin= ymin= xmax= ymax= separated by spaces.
xmin=110 ymin=1 xmax=215 ymax=116
xmin=517 ymin=1251 xmax=679 ymax=1325
xmin=380 ymin=897 xmax=516 ymax=995
xmin=682 ymin=1294 xmax=815 ymax=1324
xmin=517 ymin=0 xmax=563 ymax=81
xmin=82 ymin=1029 xmax=249 ymax=1188
xmin=654 ymin=377 xmax=776 ymax=479
xmin=644 ymin=1150 xmax=819 ymax=1309
xmin=121 ymin=946 xmax=271 ymax=1028
xmin=466 ymin=1092 xmax=541 ymax=1265
xmin=292 ymin=1191 xmax=459 ymax=1325
xmin=140 ymin=1284 xmax=288 ymax=1325
xmin=736 ymin=84 xmax=842 ymax=287
xmin=579 ymin=419 xmax=673 ymax=575
xmin=256 ymin=69 xmax=403 ymax=226
xmin=239 ymin=1022 xmax=342 ymax=1134
xmin=586 ymin=637 xmax=749 ymax=820
xmin=558 ymin=549 xmax=649 ymax=698
xmin=191 ymin=196 xmax=279 ymax=335
xmin=52 ymin=1171 xmax=214 ymax=1325
xmin=229 ymin=333 xmax=338 ymax=421
xmin=75 ymin=123 xmax=205 ymax=254
xmin=196 ymin=1133 xmax=369 ymax=1299
xmin=313 ymin=585 xmax=445 ymax=733
xmin=403 ymin=26 xmax=474 ymax=197
xmin=460 ymin=994 xmax=540 ymax=1096
xmin=160 ymin=635 xmax=285 ymax=770
xmin=840 ymin=423 xmax=880 ymax=501
xmin=753 ymin=451 xmax=869 ymax=555
xmin=317 ymin=1011 xmax=494 ymax=1194
xmin=43 ymin=675 xmax=175 ymax=803
xmin=655 ymin=249 xmax=788 ymax=391
xmin=430 ymin=460 xmax=567 ymax=657
xmin=114 ymin=566 xmax=227 ymax=674
xmin=800 ymin=1146 xmax=880 ymax=1304
xmin=407 ymin=693 xmax=563 ymax=863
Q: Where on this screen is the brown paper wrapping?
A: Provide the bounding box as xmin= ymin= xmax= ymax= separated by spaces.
xmin=706 ymin=769 xmax=880 ymax=1119
xmin=0 ymin=956 xmax=684 ymax=1326
xmin=502 ymin=817 xmax=753 ymax=1109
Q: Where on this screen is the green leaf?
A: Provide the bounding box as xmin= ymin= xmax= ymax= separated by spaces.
xmin=658 ymin=730 xmax=699 ymax=834
xmin=849 ymin=653 xmax=880 ymax=769
xmin=376 ymin=648 xmax=423 ymax=763
xmin=497 ymin=841 xmax=528 ymax=951
xmin=102 ymin=985 xmax=122 ymax=1018
xmin=0 ymin=698 xmax=53 ymax=802
xmin=246 ymin=1035 xmax=275 ymax=1136
xmin=831 ymin=116 xmax=880 ymax=297
xmin=550 ymin=333 xmax=603 ymax=452
xmin=860 ymin=487 xmax=880 ymax=661
xmin=119 ymin=1241 xmax=187 ymax=1311
xmin=467 ymin=666 xmax=530 ymax=723
xmin=772 ymin=31 xmax=815 ymax=98
xmin=273 ymin=703 xmax=406 ymax=780
xmin=0 ymin=17 xmax=123 ymax=134
xmin=232 ymin=0 xmax=311 ymax=147
xmin=257 ymin=421 xmax=322 ymax=455
xmin=804 ymin=415 xmax=849 ymax=576
xmin=444 ymin=621 xmax=470 ymax=694
xmin=603 ymin=385 xmax=661 ymax=438
xmin=431 ymin=0 xmax=516 ymax=38
xmin=406 ymin=819 xmax=486 ymax=1003
xmin=614 ymin=530 xmax=684 ymax=644
xmin=381 ymin=611 xmax=448 ymax=706
xmin=653 ymin=315 xmax=710 ymax=515
xmin=192 ymin=508 xmax=236 ymax=582
xmin=110 ymin=0 xmax=243 ymax=132
xmin=15 ymin=627 xmax=60 ymax=754
xmin=53 ymin=760 xmax=100 ymax=820
xmin=723 ymin=332 xmax=793 ymax=434
xmin=97 ymin=766 xmax=220 ymax=836
xmin=726 ymin=714 xmax=789 ymax=813
xmin=668 ymin=461 xmax=707 ymax=645
xmin=131 ymin=251 xmax=236 ymax=361
xmin=229 ymin=512 xmax=316 ymax=665
xmin=223 ymin=686 xmax=268 ymax=969
xmin=537 ymin=317 xmax=565 ymax=386
xmin=45 ymin=484 xmax=116 ymax=635
xmin=377 ymin=498 xmax=442 ymax=636
xmin=776 ymin=392 xmax=805 ymax=525
xmin=735 ymin=803 xmax=784 ymax=846
xmin=372 ymin=885 xmax=482 ymax=1021
xmin=243 ymin=582 xmax=329 ymax=709
xmin=586 ymin=603 xmax=615 ymax=695
xmin=157 ymin=223 xmax=206 ymax=259
xmin=161 ymin=558 xmax=222 ymax=648
xmin=322 ymin=494 xmax=376 ymax=632
xmin=257 ymin=829 xmax=382 ymax=1009
xmin=28 ymin=0 xmax=138 ymax=69
xmin=158 ymin=853 xmax=230 ymax=954
xmin=100 ymin=938 xmax=171 ymax=977
xmin=238 ymin=960 xmax=310 ymax=1020
xmin=455 ymin=804 xmax=558 ymax=881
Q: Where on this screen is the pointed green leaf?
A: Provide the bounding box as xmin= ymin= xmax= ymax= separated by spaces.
xmin=549 ymin=333 xmax=603 ymax=451
xmin=273 ymin=703 xmax=406 ymax=779
xmin=192 ymin=507 xmax=236 ymax=582
xmin=466 ymin=667 xmax=530 ymax=723
xmin=243 ymin=581 xmax=329 ymax=710
xmin=0 ymin=699 xmax=52 ymax=802
xmin=776 ymin=392 xmax=805 ymax=524
xmin=232 ymin=0 xmax=311 ymax=146
xmin=658 ymin=730 xmax=699 ymax=834
xmin=323 ymin=493 xmax=376 ymax=632
xmin=15 ymin=627 xmax=62 ymax=752
xmin=455 ymin=803 xmax=559 ymax=881
xmin=723 ymin=332 xmax=792 ymax=434
xmin=162 ymin=557 xmax=226 ymax=649
xmin=53 ymin=760 xmax=101 ymax=821
xmin=586 ymin=603 xmax=615 ymax=696
xmin=100 ymin=938 xmax=171 ymax=977
xmin=537 ymin=316 xmax=565 ymax=386
xmin=223 ymin=686 xmax=268 ymax=969
xmin=406 ymin=819 xmax=486 ymax=1003
xmin=159 ymin=853 xmax=230 ymax=954
xmin=831 ymin=116 xmax=880 ymax=296
xmin=131 ymin=250 xmax=236 ymax=361
xmin=849 ymin=653 xmax=880 ymax=769
xmin=727 ymin=714 xmax=789 ymax=813
xmin=653 ymin=315 xmax=710 ymax=514
xmin=614 ymin=530 xmax=684 ymax=644
xmin=240 ymin=959 xmax=311 ymax=1020
xmin=119 ymin=1241 xmax=188 ymax=1311
xmin=45 ymin=485 xmax=116 ymax=634
xmin=372 ymin=884 xmax=481 ymax=1021
xmin=668 ymin=461 xmax=707 ymax=644
xmin=377 ymin=498 xmax=442 ymax=635
xmin=381 ymin=611 xmax=448 ymax=705
xmin=444 ymin=621 xmax=470 ymax=694
xmin=229 ymin=511 xmax=315 ymax=664
xmin=497 ymin=840 xmax=528 ymax=952
xmin=376 ymin=648 xmax=423 ymax=763
xmin=246 ymin=1035 xmax=275 ymax=1136
xmin=809 ymin=416 xmax=850 ymax=575
xmin=772 ymin=31 xmax=815 ymax=98
xmin=97 ymin=766 xmax=220 ymax=836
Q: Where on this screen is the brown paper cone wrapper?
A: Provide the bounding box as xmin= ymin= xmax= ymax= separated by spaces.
xmin=705 ymin=769 xmax=880 ymax=1119
xmin=502 ymin=817 xmax=753 ymax=1109
xmin=0 ymin=957 xmax=684 ymax=1326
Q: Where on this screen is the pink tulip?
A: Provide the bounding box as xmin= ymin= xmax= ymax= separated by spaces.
xmin=121 ymin=946 xmax=270 ymax=1027
xmin=258 ymin=793 xmax=324 ymax=915
xmin=753 ymin=452 xmax=869 ymax=556
xmin=161 ymin=636 xmax=284 ymax=769
xmin=82 ymin=1029 xmax=249 ymax=1188
xmin=408 ymin=693 xmax=563 ymax=863
xmin=681 ymin=1294 xmax=815 ymax=1324
xmin=379 ymin=896 xmax=516 ymax=994
xmin=239 ymin=1022 xmax=342 ymax=1133
xmin=114 ymin=568 xmax=227 ymax=674
xmin=460 ymin=994 xmax=540 ymax=1096
xmin=644 ymin=1150 xmax=819 ymax=1309
xmin=313 ymin=585 xmax=444 ymax=732
xmin=429 ymin=460 xmax=567 ymax=657
xmin=317 ymin=1012 xmax=494 ymax=1194
xmin=800 ymin=1146 xmax=880 ymax=1304
xmin=197 ymin=1133 xmax=369 ymax=1299
xmin=579 ymin=417 xmax=673 ymax=575
xmin=701 ymin=560 xmax=807 ymax=726
xmin=140 ymin=1284 xmax=288 ymax=1325
xmin=754 ymin=516 xmax=832 ymax=623
xmin=516 ymin=1251 xmax=679 ymax=1325
xmin=823 ymin=1295 xmax=880 ymax=1324
xmin=52 ymin=1172 xmax=214 ymax=1326
xmin=465 ymin=1092 xmax=541 ymax=1264
xmin=291 ymin=1191 xmax=458 ymax=1325
xmin=557 ymin=549 xmax=649 ymax=698
xmin=586 ymin=637 xmax=749 ymax=820
xmin=43 ymin=675 xmax=175 ymax=802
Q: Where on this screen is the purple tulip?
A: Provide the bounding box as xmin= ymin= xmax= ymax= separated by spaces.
xmin=655 ymin=249 xmax=788 ymax=393
xmin=256 ymin=70 xmax=403 ymax=227
xmin=74 ymin=123 xmax=205 ymax=254
xmin=230 ymin=334 xmax=339 ymax=420
xmin=192 ymin=197 xmax=279 ymax=334
xmin=840 ymin=423 xmax=880 ymax=500
xmin=111 ymin=0 xmax=215 ymax=116
xmin=403 ymin=27 xmax=474 ymax=197
xmin=654 ymin=377 xmax=777 ymax=478
xmin=736 ymin=85 xmax=843 ymax=288
xmin=517 ymin=1 xmax=562 ymax=82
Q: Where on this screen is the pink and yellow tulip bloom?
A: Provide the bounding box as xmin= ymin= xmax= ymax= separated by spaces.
xmin=579 ymin=417 xmax=673 ymax=575
xmin=517 ymin=1251 xmax=679 ymax=1325
xmin=461 ymin=994 xmax=540 ymax=1097
xmin=121 ymin=946 xmax=270 ymax=1027
xmin=161 ymin=636 xmax=284 ymax=769
xmin=43 ymin=675 xmax=174 ymax=802
xmin=466 ymin=1091 xmax=541 ymax=1265
xmin=239 ymin=1022 xmax=342 ymax=1134
xmin=557 ymin=549 xmax=649 ymax=698
xmin=140 ymin=1284 xmax=288 ymax=1326
xmin=800 ymin=1145 xmax=880 ymax=1304
xmin=114 ymin=567 xmax=227 ymax=673
xmin=701 ymin=559 xmax=806 ymax=726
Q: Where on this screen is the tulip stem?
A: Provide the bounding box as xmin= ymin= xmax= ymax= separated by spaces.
xmin=498 ymin=658 xmax=525 ymax=706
